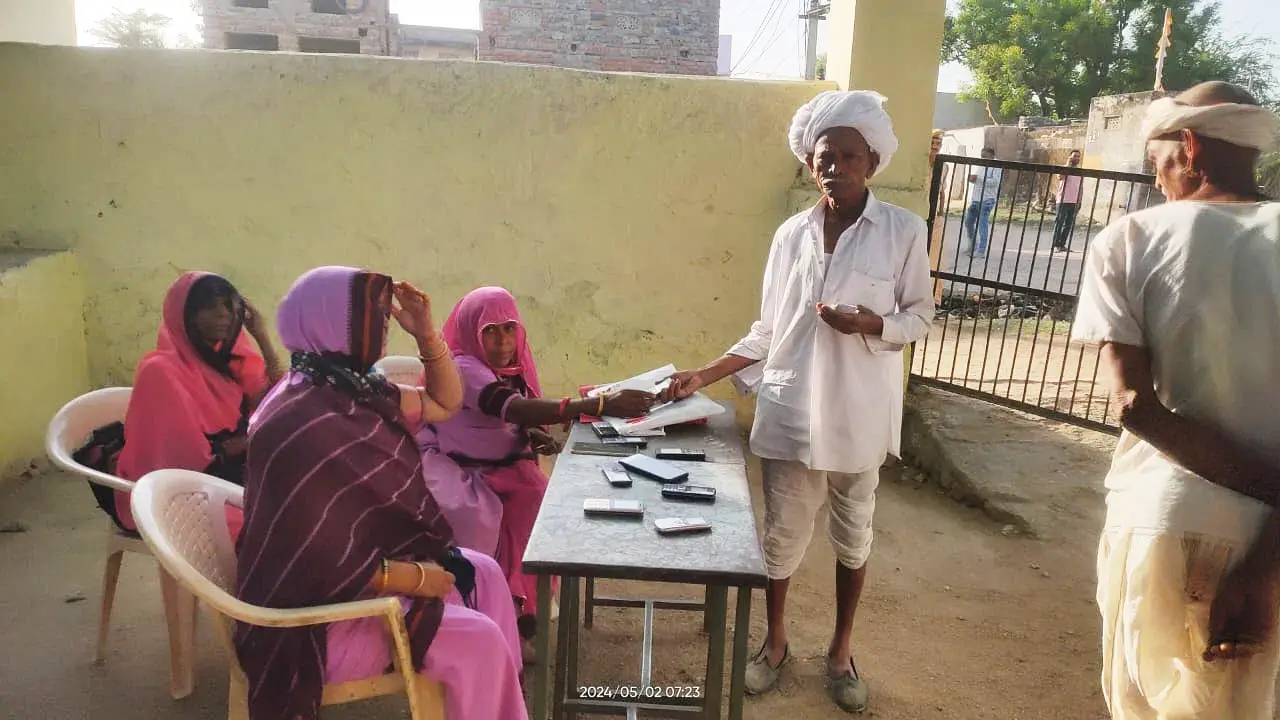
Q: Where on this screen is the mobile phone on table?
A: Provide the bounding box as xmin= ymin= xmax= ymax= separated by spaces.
xmin=618 ymin=453 xmax=688 ymax=484
xmin=572 ymin=442 xmax=634 ymax=457
xmin=583 ymin=498 xmax=644 ymax=517
xmin=656 ymin=448 xmax=707 ymax=462
xmin=603 ymin=463 xmax=633 ymax=488
xmin=654 ymin=517 xmax=712 ymax=535
xmin=661 ymin=484 xmax=716 ymax=503
xmin=592 ymin=421 xmax=620 ymax=439
xmin=601 ymin=437 xmax=647 ymax=448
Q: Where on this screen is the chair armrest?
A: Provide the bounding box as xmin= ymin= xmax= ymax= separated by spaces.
xmin=222 ymin=597 xmax=404 ymax=629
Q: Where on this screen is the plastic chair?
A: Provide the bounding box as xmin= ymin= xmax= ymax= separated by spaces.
xmin=373 ymin=355 xmax=425 ymax=386
xmin=130 ymin=469 xmax=446 ymax=720
xmin=46 ymin=387 xmax=197 ymax=699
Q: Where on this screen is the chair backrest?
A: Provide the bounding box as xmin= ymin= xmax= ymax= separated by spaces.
xmin=131 ymin=470 xmax=250 ymax=616
xmin=373 ymin=355 xmax=424 ymax=386
xmin=45 ymin=387 xmax=134 ymax=492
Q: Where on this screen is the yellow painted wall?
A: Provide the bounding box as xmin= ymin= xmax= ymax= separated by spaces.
xmin=0 ymin=252 xmax=90 ymax=477
xmin=0 ymin=44 xmax=828 ymax=397
xmin=0 ymin=0 xmax=77 ymax=45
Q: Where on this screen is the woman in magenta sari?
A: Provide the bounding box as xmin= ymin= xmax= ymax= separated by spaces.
xmin=418 ymin=286 xmax=656 ymax=659
xmin=236 ymin=267 xmax=527 ymax=720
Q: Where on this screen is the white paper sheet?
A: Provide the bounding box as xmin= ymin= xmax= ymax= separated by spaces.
xmin=606 ymin=391 xmax=725 ymax=436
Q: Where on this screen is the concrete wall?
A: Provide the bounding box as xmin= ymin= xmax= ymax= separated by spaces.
xmin=932 ymin=92 xmax=988 ymax=131
xmin=0 ymin=0 xmax=76 ymax=45
xmin=0 ymin=252 xmax=90 ymax=479
xmin=0 ymin=44 xmax=827 ymax=397
xmin=478 ymin=0 xmax=720 ymax=75
xmin=1084 ymin=91 xmax=1164 ymax=174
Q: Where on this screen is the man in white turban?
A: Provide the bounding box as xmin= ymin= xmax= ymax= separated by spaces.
xmin=1071 ymin=81 xmax=1280 ymax=719
xmin=664 ymin=90 xmax=934 ymax=713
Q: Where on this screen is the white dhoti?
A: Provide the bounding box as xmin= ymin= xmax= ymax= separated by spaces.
xmin=761 ymin=459 xmax=880 ymax=579
xmin=1097 ymin=529 xmax=1280 ymax=720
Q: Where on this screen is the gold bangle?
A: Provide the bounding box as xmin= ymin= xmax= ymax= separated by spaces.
xmin=596 ymin=395 xmax=605 ymax=417
xmin=412 ymin=562 xmax=428 ymax=594
xmin=419 ymin=341 xmax=450 ymax=363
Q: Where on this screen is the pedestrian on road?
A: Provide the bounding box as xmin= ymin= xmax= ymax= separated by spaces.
xmin=1052 ymin=149 xmax=1083 ymax=250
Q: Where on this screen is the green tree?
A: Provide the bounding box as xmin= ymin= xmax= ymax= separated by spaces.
xmin=815 ymin=53 xmax=827 ymax=81
xmin=945 ymin=0 xmax=1276 ymax=121
xmin=91 ymin=8 xmax=173 ymax=49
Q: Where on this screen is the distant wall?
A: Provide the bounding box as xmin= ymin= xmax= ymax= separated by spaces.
xmin=0 ymin=0 xmax=76 ymax=45
xmin=0 ymin=252 xmax=90 ymax=479
xmin=932 ymin=92 xmax=988 ymax=131
xmin=0 ymin=44 xmax=829 ymax=397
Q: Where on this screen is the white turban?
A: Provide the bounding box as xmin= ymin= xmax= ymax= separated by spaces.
xmin=788 ymin=90 xmax=899 ymax=175
xmin=1141 ymin=97 xmax=1279 ymax=152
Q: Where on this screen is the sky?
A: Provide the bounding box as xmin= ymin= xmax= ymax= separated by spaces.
xmin=75 ymin=0 xmax=1280 ymax=91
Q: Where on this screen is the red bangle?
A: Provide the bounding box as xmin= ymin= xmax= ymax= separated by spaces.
xmin=558 ymin=397 xmax=571 ymax=419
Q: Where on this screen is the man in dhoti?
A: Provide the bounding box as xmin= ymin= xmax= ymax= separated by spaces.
xmin=1070 ymin=81 xmax=1280 ymax=719
xmin=665 ymin=90 xmax=934 ymax=713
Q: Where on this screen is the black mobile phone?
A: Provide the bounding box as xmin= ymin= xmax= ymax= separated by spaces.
xmin=571 ymin=442 xmax=634 ymax=457
xmin=618 ymin=453 xmax=688 ymax=484
xmin=655 ymin=448 xmax=707 ymax=462
xmin=603 ymin=463 xmax=633 ymax=487
xmin=591 ymin=422 xmax=620 ymax=439
xmin=600 ymin=437 xmax=647 ymax=448
xmin=661 ymin=484 xmax=716 ymax=502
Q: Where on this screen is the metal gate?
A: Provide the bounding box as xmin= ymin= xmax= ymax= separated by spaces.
xmin=909 ymin=154 xmax=1157 ymax=434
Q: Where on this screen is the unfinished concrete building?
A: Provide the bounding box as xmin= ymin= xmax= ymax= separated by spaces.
xmin=478 ymin=0 xmax=722 ymax=75
xmin=200 ymin=0 xmax=397 ymax=55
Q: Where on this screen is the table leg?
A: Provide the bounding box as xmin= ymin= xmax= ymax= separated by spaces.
xmin=702 ymin=585 xmax=728 ymax=720
xmin=564 ymin=577 xmax=582 ymax=720
xmin=584 ymin=577 xmax=595 ymax=629
xmin=552 ymin=576 xmax=576 ymax=720
xmin=533 ymin=574 xmax=553 ymax=720
xmin=728 ymin=587 xmax=752 ymax=720
xmin=702 ymin=586 xmax=712 ymax=634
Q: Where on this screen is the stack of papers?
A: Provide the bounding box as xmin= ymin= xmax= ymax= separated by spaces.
xmin=588 ymin=364 xmax=726 ymax=436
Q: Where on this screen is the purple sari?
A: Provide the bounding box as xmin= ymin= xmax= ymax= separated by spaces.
xmin=234 ymin=266 xmax=455 ymax=720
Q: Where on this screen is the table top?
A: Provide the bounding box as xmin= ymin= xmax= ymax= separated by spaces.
xmin=523 ymin=402 xmax=767 ymax=588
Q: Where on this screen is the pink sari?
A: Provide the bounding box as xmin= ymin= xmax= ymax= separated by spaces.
xmin=114 ymin=271 xmax=267 ymax=538
xmin=418 ymin=287 xmax=552 ymax=623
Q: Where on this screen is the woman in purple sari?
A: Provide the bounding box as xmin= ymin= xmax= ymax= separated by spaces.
xmin=234 ymin=267 xmax=527 ymax=720
xmin=418 ymin=286 xmax=656 ymax=660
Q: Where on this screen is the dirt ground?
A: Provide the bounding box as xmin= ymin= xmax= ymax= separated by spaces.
xmin=0 ymin=452 xmax=1109 ymax=720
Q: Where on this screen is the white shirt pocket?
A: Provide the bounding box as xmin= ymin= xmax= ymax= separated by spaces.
xmin=829 ymin=270 xmax=897 ymax=316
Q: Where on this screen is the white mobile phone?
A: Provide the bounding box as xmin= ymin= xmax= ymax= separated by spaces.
xmin=583 ymin=498 xmax=644 ymax=517
xmin=654 ymin=517 xmax=712 ymax=535
xmin=602 ymin=464 xmax=633 ymax=487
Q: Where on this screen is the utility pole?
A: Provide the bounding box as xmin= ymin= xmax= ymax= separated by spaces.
xmin=1154 ymin=8 xmax=1173 ymax=92
xmin=801 ymin=0 xmax=831 ymax=80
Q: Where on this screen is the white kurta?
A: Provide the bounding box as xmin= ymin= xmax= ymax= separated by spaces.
xmin=728 ymin=193 xmax=934 ymax=474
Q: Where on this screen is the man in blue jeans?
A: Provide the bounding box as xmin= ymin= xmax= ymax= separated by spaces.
xmin=964 ymin=147 xmax=1002 ymax=257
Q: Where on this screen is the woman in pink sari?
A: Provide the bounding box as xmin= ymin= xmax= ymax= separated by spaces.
xmin=418 ymin=286 xmax=656 ymax=660
xmin=77 ymin=271 xmax=283 ymax=539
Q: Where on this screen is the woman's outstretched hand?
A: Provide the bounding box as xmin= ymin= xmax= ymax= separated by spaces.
xmin=390 ymin=281 xmax=437 ymax=341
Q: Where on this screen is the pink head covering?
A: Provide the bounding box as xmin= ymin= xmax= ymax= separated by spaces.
xmin=116 ymin=272 xmax=265 ymax=483
xmin=251 ymin=266 xmax=393 ymax=428
xmin=441 ymin=286 xmax=542 ymax=398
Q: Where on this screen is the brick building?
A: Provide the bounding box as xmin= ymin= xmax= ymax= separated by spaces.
xmin=478 ymin=0 xmax=722 ymax=75
xmin=200 ymin=0 xmax=398 ymax=55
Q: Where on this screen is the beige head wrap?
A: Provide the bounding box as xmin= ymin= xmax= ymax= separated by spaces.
xmin=1141 ymin=97 xmax=1279 ymax=152
xmin=788 ymin=90 xmax=899 ymax=175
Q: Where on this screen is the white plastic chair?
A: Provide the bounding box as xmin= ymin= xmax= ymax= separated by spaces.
xmin=46 ymin=387 xmax=197 ymax=699
xmin=373 ymin=355 xmax=425 ymax=386
xmin=130 ymin=469 xmax=446 ymax=720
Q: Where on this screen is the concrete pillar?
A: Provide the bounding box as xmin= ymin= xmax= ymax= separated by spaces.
xmin=0 ymin=0 xmax=77 ymax=45
xmin=824 ymin=0 xmax=947 ymax=392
